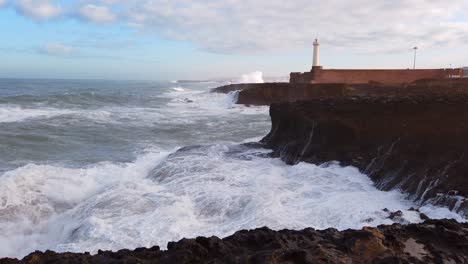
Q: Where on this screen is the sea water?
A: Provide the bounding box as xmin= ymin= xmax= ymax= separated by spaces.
xmin=0 ymin=78 xmax=464 ymax=258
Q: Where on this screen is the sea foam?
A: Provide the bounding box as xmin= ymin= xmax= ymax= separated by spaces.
xmin=0 ymin=80 xmax=465 ymax=259
xmin=0 ymin=144 xmax=464 ymax=258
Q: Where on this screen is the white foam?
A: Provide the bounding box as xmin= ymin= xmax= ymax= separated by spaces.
xmin=238 ymin=71 xmax=264 ymax=84
xmin=171 ymin=87 xmax=185 ymax=92
xmin=162 ymin=86 xmax=268 ymax=118
xmin=0 ymin=106 xmax=75 ymax=123
xmin=1 ymin=83 xmax=466 ymax=259
xmin=0 ymin=150 xmax=169 ymax=257
xmin=0 ymin=144 xmax=463 ymax=258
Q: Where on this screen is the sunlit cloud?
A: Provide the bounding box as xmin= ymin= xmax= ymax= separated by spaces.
xmin=7 ymin=0 xmax=468 ymax=54
xmin=13 ymin=0 xmax=61 ymax=20
xmin=78 ymin=4 xmax=116 ymax=23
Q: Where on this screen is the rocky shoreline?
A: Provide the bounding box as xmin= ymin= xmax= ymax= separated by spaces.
xmin=2 ymin=80 xmax=468 ymax=263
xmin=1 ymin=219 xmax=467 ymax=263
xmin=216 ymin=79 xmax=468 ymax=216
xmin=261 ymin=95 xmax=468 ymax=216
xmin=213 ymin=78 xmax=468 ymax=105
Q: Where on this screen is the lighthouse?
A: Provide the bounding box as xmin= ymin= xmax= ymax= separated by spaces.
xmin=312 ymin=38 xmax=321 ymax=71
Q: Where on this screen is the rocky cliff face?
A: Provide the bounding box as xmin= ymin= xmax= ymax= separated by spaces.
xmin=262 ymin=96 xmax=468 ymax=216
xmin=213 ymin=79 xmax=468 ymax=105
xmin=1 ymin=219 xmax=466 ymax=264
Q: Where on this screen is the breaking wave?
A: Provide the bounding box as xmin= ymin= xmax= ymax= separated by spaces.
xmin=0 ymin=144 xmax=464 ymax=258
xmin=0 ymin=79 xmax=465 ymax=259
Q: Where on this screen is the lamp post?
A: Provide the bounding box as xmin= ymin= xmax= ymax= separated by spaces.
xmin=413 ymin=46 xmax=418 ymax=69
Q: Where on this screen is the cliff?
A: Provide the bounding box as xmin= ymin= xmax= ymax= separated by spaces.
xmin=213 ymin=79 xmax=468 ymax=105
xmin=1 ymin=219 xmax=467 ymax=264
xmin=261 ymin=95 xmax=468 ymax=216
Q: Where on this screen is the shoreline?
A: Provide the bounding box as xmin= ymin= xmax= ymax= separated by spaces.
xmin=1 ymin=219 xmax=466 ymax=263
xmin=2 ymin=80 xmax=468 ymax=262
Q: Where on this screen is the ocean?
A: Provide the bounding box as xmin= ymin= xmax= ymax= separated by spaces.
xmin=0 ymin=78 xmax=464 ymax=258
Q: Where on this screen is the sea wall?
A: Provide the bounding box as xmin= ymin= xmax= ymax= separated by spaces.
xmin=261 ymin=96 xmax=468 ymax=216
xmin=213 ymin=78 xmax=468 ymax=105
xmin=290 ymin=68 xmax=465 ymax=84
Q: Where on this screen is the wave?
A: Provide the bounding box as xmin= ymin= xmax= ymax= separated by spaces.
xmin=0 ymin=144 xmax=463 ymax=258
xmin=0 ymin=106 xmax=75 ymax=123
xmin=0 ymin=92 xmax=131 ymax=108
xmin=227 ymin=91 xmax=240 ymax=104
xmin=0 ymin=150 xmax=169 ymax=258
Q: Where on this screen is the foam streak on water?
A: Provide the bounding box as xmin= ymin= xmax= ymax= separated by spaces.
xmin=0 ymin=79 xmax=465 ymax=258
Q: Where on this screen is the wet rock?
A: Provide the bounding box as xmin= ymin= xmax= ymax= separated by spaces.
xmin=389 ymin=210 xmax=404 ymax=220
xmin=1 ymin=220 xmax=466 ymax=263
xmin=261 ymin=95 xmax=468 ymax=216
xmin=420 ymin=213 xmax=430 ymax=221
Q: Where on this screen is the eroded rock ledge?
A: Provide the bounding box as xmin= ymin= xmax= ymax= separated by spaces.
xmin=1 ymin=219 xmax=467 ymax=264
xmin=213 ymin=79 xmax=468 ymax=105
xmin=261 ymin=95 xmax=468 ymax=216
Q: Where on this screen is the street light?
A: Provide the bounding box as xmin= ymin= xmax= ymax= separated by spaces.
xmin=413 ymin=46 xmax=418 ymax=69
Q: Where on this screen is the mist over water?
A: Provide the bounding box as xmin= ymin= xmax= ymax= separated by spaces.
xmin=0 ymin=78 xmax=464 ymax=258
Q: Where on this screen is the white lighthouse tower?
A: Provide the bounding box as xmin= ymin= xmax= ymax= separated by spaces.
xmin=312 ymin=38 xmax=322 ymax=71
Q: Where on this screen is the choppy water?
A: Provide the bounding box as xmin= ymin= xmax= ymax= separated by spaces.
xmin=0 ymin=78 xmax=464 ymax=258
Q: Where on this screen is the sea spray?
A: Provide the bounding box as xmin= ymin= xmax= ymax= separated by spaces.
xmin=239 ymin=71 xmax=264 ymax=83
xmin=0 ymin=144 xmax=464 ymax=258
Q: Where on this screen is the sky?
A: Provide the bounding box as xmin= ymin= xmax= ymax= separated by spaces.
xmin=0 ymin=0 xmax=467 ymax=80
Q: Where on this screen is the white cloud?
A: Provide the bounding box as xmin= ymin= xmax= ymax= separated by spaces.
xmin=9 ymin=0 xmax=468 ymax=54
xmin=40 ymin=42 xmax=73 ymax=56
xmin=14 ymin=0 xmax=61 ymax=20
xmin=0 ymin=0 xmax=6 ymax=8
xmin=79 ymin=4 xmax=116 ymax=23
xmin=97 ymin=0 xmax=468 ymax=54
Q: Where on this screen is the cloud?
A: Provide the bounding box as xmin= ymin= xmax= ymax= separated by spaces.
xmin=9 ymin=0 xmax=468 ymax=54
xmin=79 ymin=4 xmax=116 ymax=23
xmin=39 ymin=42 xmax=73 ymax=56
xmin=14 ymin=0 xmax=61 ymax=20
xmin=0 ymin=0 xmax=6 ymax=8
xmin=88 ymin=0 xmax=468 ymax=54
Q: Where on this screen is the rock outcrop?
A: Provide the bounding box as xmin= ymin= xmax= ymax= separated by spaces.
xmin=261 ymin=95 xmax=468 ymax=216
xmin=213 ymin=79 xmax=468 ymax=105
xmin=1 ymin=219 xmax=467 ymax=264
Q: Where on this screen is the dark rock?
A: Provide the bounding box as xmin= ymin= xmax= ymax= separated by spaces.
xmin=212 ymin=79 xmax=468 ymax=106
xmin=261 ymin=96 xmax=468 ymax=216
xmin=1 ymin=220 xmax=466 ymax=264
xmin=420 ymin=213 xmax=430 ymax=221
xmin=389 ymin=211 xmax=404 ymax=220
